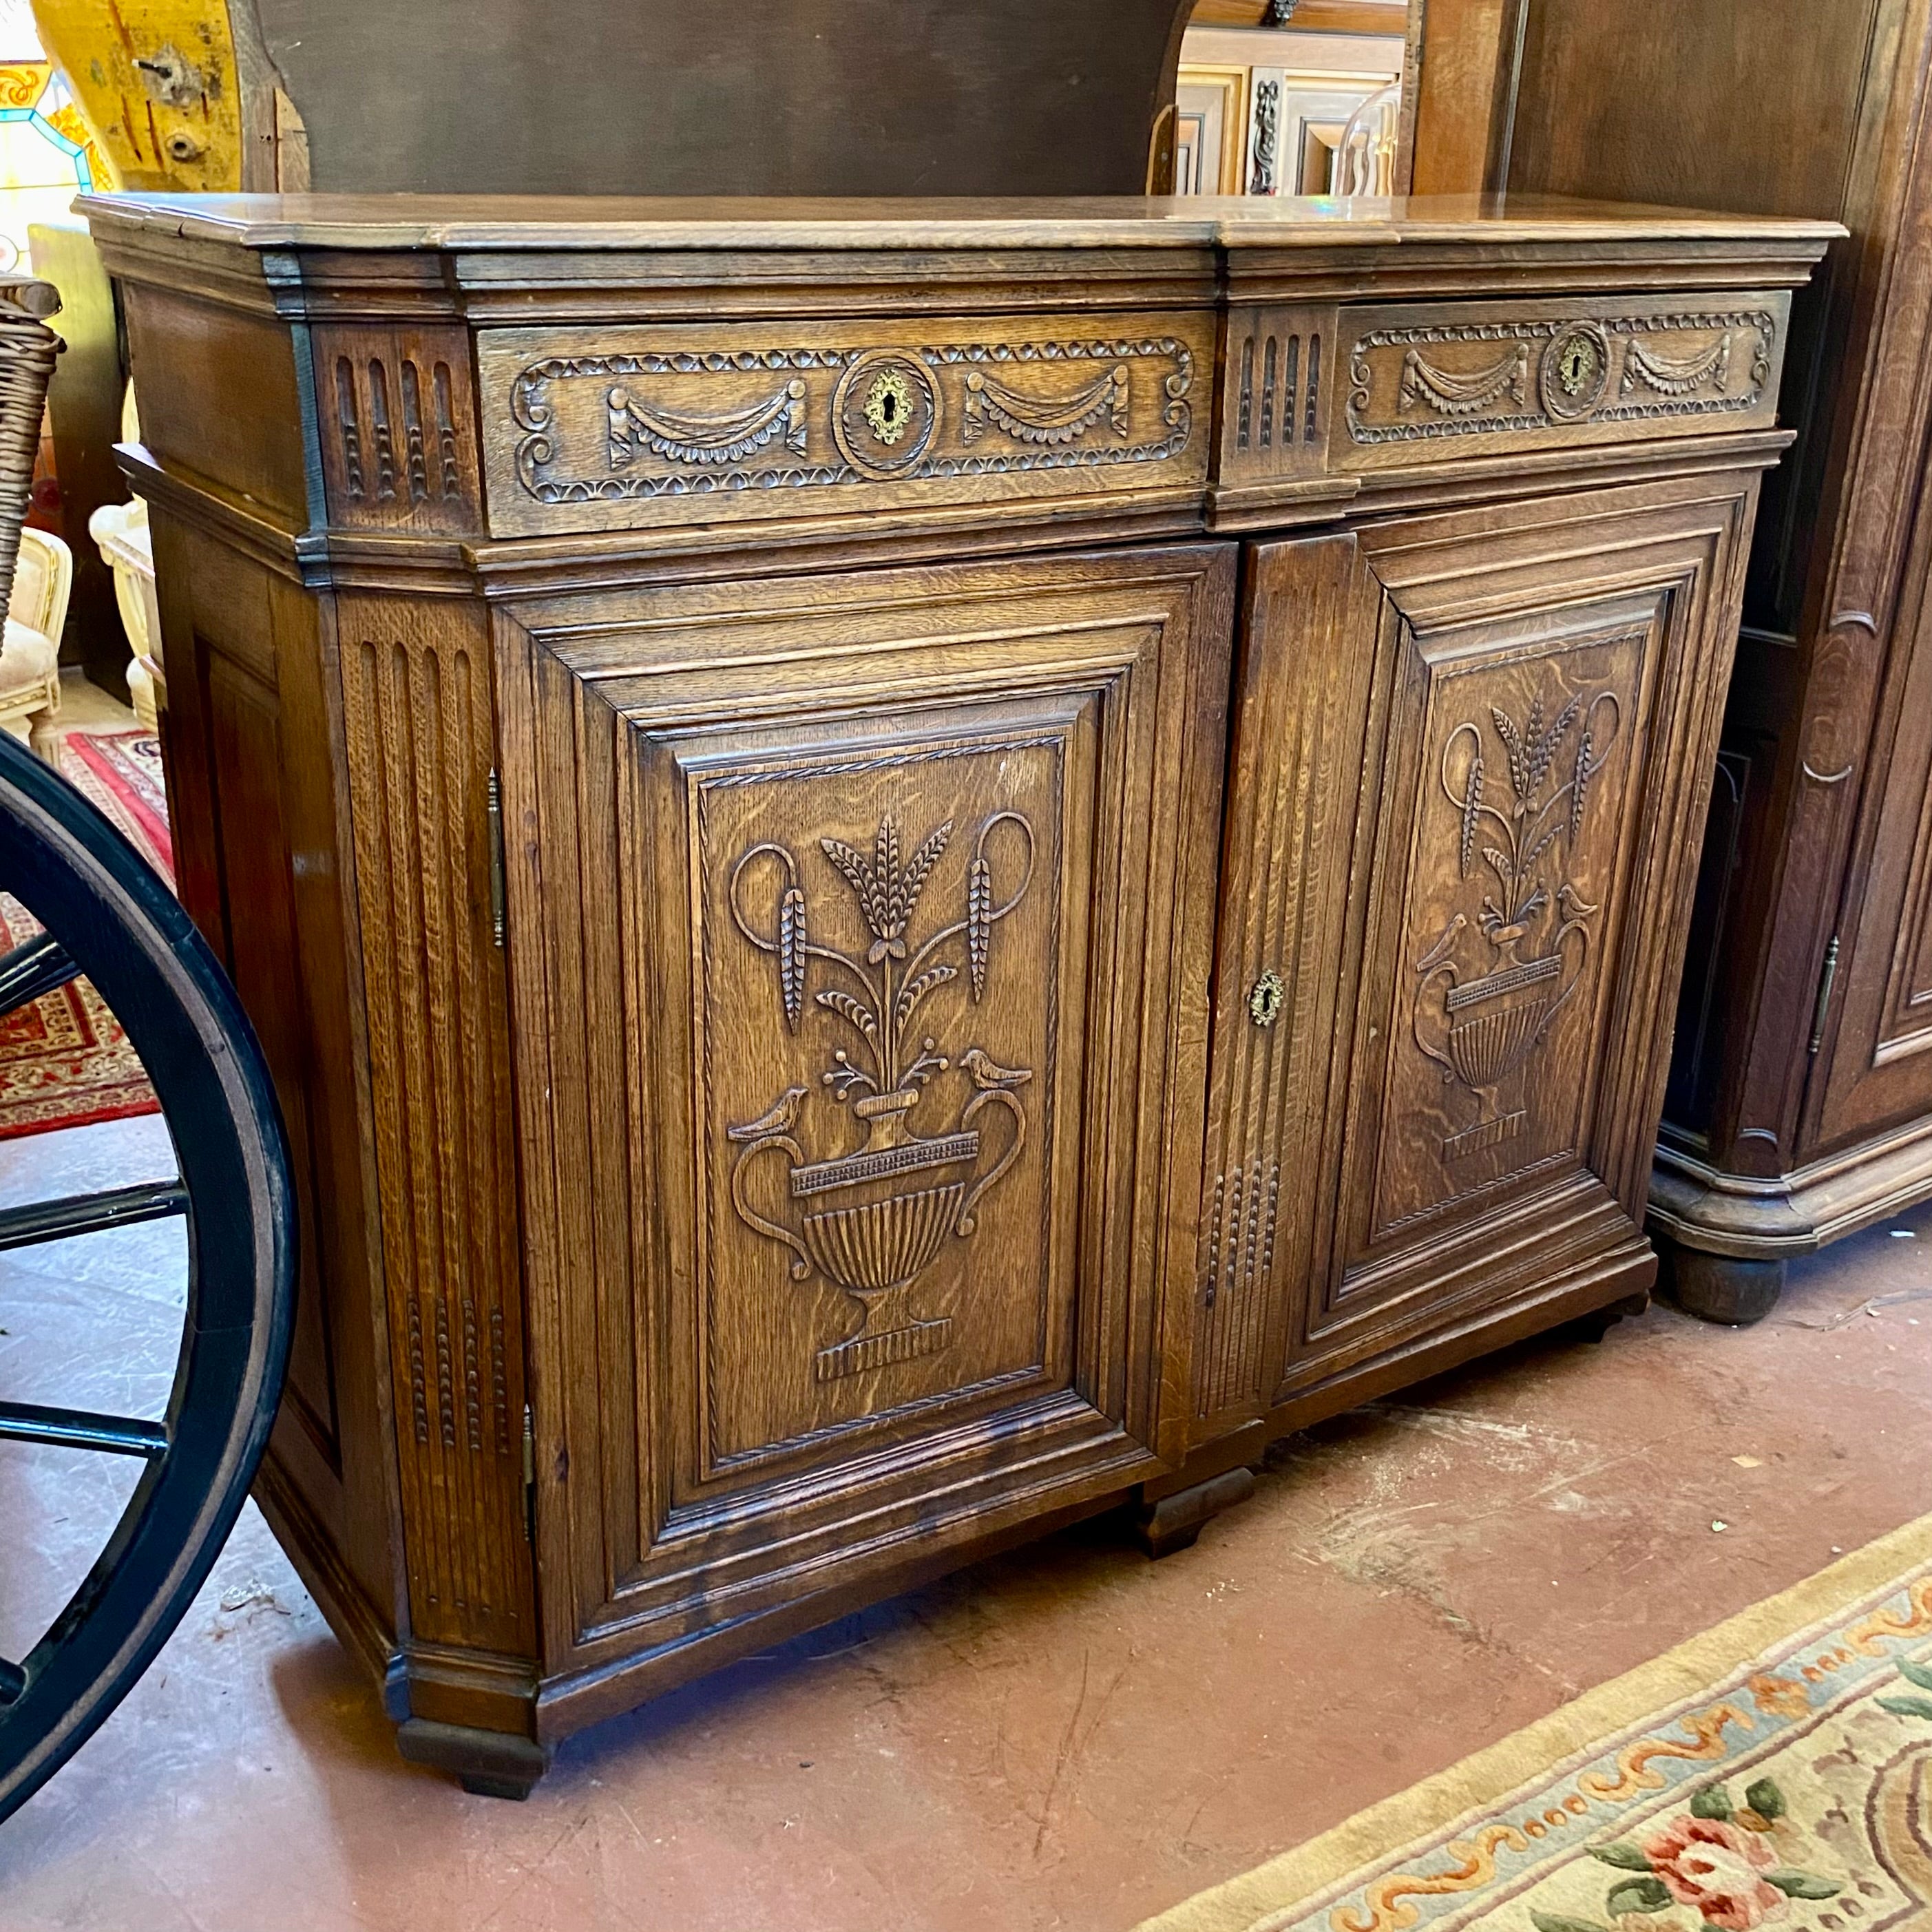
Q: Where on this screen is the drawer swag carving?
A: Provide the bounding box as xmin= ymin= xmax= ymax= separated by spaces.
xmin=1347 ymin=310 xmax=1776 ymax=444
xmin=724 ymin=809 xmax=1037 ymax=1384
xmin=607 ymin=376 xmax=808 ymax=468
xmin=1416 ymin=683 xmax=1625 ymax=1164
xmin=501 ymin=331 xmax=1194 ymax=505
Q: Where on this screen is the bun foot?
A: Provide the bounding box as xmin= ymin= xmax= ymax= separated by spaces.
xmin=1560 ymin=1290 xmax=1651 ymax=1344
xmin=1657 ymin=1243 xmax=1785 ymax=1325
xmin=396 ymin=1718 xmax=550 ymax=1798
xmin=1133 ymin=1466 xmax=1257 ymax=1558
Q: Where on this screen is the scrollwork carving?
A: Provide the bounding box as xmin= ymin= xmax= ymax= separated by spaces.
xmin=509 ymin=337 xmax=1193 ymax=503
xmin=1346 ymin=311 xmax=1776 ymax=444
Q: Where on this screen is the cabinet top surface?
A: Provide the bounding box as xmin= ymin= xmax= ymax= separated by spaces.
xmin=77 ymin=190 xmax=1841 ymax=254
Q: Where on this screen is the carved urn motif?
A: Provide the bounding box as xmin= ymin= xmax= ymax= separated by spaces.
xmin=726 ymin=810 xmax=1035 ymax=1381
xmin=1414 ymin=687 xmax=1622 ymax=1163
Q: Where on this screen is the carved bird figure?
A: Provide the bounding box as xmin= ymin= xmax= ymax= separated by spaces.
xmin=960 ymin=1049 xmax=1032 ymax=1093
xmin=726 ymin=1086 xmax=807 ymax=1142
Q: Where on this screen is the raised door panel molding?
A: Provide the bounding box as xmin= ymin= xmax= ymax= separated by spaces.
xmin=1370 ymin=611 xmax=1650 ymax=1237
xmin=476 ymin=313 xmax=1213 ymax=538
xmin=334 ymin=595 xmax=534 ymax=1655
xmin=700 ymin=737 xmax=1069 ymax=1468
xmin=1338 ymin=292 xmax=1789 ymax=468
xmin=495 ymin=547 xmax=1232 ymax=1675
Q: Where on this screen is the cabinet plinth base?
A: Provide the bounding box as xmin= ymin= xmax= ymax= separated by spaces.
xmin=1134 ymin=1466 xmax=1257 ymax=1558
xmin=1657 ymin=1243 xmax=1785 ymax=1325
xmin=395 ymin=1719 xmax=551 ymax=1800
xmin=1650 ymin=1114 xmax=1932 ymax=1264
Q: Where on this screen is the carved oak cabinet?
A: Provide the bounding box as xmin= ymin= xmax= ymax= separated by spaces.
xmin=79 ymin=191 xmax=1831 ymax=1795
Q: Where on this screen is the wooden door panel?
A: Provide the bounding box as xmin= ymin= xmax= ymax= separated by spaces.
xmin=497 ymin=546 xmax=1232 ymax=1670
xmin=1353 ymin=601 xmax=1654 ymax=1251
xmin=677 ymin=700 xmax=1083 ymax=1480
xmin=1193 ymin=478 xmax=1756 ymax=1434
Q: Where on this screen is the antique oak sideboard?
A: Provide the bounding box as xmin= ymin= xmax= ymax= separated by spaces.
xmin=79 ymin=192 xmax=1834 ymax=1795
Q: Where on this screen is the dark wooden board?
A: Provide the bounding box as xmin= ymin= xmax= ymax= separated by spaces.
xmin=251 ymin=0 xmax=1193 ymax=196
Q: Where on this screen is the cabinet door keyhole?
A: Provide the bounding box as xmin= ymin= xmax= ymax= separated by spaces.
xmin=1249 ymin=969 xmax=1284 ymax=1027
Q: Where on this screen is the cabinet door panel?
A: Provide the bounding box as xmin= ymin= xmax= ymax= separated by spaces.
xmin=498 ymin=546 xmax=1232 ymax=1674
xmin=1358 ymin=602 xmax=1652 ymax=1245
xmin=682 ymin=700 xmax=1082 ymax=1478
xmin=1193 ymin=479 xmax=1757 ymax=1434
xmin=1807 ymin=547 xmax=1932 ymax=1149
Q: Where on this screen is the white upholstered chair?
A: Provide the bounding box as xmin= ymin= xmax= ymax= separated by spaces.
xmin=89 ymin=498 xmax=159 ymax=730
xmin=92 ymin=385 xmax=162 ymax=732
xmin=0 ymin=523 xmax=70 ymax=759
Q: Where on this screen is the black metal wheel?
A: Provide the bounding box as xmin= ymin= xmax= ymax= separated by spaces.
xmin=0 ymin=726 xmax=295 ymax=1825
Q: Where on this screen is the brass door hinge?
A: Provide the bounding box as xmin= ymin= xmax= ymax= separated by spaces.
xmin=1808 ymin=934 xmax=1840 ymax=1056
xmin=487 ymin=768 xmax=507 ymax=949
xmin=521 ymin=1400 xmax=536 ymax=1545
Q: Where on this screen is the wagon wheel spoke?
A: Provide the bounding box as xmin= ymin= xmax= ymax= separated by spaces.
xmin=0 ymin=726 xmax=294 ymax=1824
xmin=0 ymin=930 xmax=78 ymax=1013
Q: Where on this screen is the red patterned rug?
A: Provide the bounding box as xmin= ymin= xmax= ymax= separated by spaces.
xmin=0 ymin=730 xmax=172 ymax=1140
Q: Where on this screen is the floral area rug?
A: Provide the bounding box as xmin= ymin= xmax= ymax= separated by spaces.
xmin=1137 ymin=1515 xmax=1932 ymax=1932
xmin=0 ymin=729 xmax=172 ymax=1140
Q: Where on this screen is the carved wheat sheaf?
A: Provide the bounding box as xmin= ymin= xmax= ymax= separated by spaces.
xmin=1413 ymin=683 xmax=1626 ymax=1167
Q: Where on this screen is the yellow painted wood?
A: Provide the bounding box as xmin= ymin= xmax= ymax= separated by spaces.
xmin=29 ymin=1 xmax=244 ymax=191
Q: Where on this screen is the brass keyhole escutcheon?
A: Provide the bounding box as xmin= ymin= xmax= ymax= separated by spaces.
xmin=1249 ymin=969 xmax=1284 ymax=1027
xmin=1558 ymin=338 xmax=1597 ymax=395
xmin=864 ymin=369 xmax=914 ymax=446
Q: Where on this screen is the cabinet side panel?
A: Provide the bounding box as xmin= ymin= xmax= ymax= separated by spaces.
xmin=147 ymin=514 xmax=398 ymax=1668
xmin=122 ymin=286 xmax=313 ymax=526
xmin=334 ymin=594 xmax=535 ymax=1658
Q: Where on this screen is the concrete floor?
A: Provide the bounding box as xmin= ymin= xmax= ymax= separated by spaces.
xmin=1 ymin=1108 xmax=1929 ymax=1931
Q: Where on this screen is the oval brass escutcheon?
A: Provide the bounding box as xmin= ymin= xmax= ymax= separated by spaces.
xmin=1248 ymin=968 xmax=1284 ymax=1027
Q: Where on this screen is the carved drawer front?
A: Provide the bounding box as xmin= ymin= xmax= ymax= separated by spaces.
xmin=496 ymin=545 xmax=1231 ymax=1666
xmin=1193 ymin=481 xmax=1752 ymax=1427
xmin=476 ymin=311 xmax=1212 ymax=538
xmin=1336 ymin=291 xmax=1790 ymax=471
